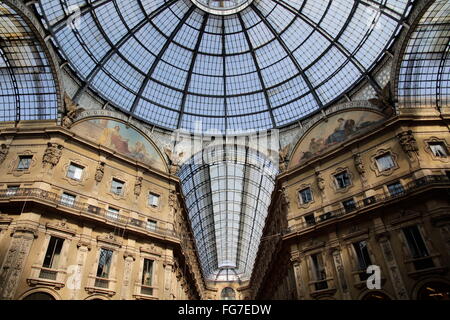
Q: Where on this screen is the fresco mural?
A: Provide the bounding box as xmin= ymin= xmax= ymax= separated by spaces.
xmin=71 ymin=118 xmax=166 ymax=172
xmin=289 ymin=110 xmax=384 ymax=168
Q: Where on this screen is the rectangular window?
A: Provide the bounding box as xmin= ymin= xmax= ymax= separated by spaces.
xmin=111 ymin=179 xmax=125 ymax=195
xmin=429 ymin=142 xmax=448 ymax=157
xmin=310 ymin=253 xmax=328 ymax=291
xmin=353 ymin=240 xmax=372 ymax=281
xmin=6 ymin=185 xmax=19 ymax=196
xmin=96 ymin=249 xmax=113 ymax=279
xmin=67 ymin=163 xmax=84 ymax=180
xmin=402 ymin=225 xmax=435 ymax=270
xmin=387 ymin=182 xmax=405 ymax=197
xmin=60 ymin=192 xmax=76 ymax=207
xmin=17 ymin=155 xmax=32 ymax=170
xmin=403 ymin=225 xmax=429 ymax=258
xmin=375 ymin=153 xmax=396 ymax=171
xmin=353 ymin=241 xmax=372 ymax=270
xmin=40 ymin=236 xmax=64 ymax=280
xmin=43 ymin=236 xmax=64 ymax=269
xmin=299 ymin=188 xmax=313 ymax=204
xmin=106 ymin=207 xmax=119 ymax=220
xmin=343 ymin=199 xmax=357 ymax=213
xmin=147 ymin=219 xmax=157 ymax=231
xmin=334 ymin=171 xmax=351 ymax=189
xmin=148 ymin=193 xmax=160 ymax=208
xmin=141 ymin=259 xmax=154 ymax=296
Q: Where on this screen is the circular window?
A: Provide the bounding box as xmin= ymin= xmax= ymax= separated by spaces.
xmin=191 ymin=0 xmax=253 ymax=15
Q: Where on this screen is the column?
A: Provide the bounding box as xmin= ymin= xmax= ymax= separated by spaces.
xmin=0 ymin=228 xmax=37 ymax=299
xmin=378 ymin=234 xmax=409 ymax=299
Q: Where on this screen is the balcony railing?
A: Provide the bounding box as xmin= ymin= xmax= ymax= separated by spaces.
xmin=286 ymin=175 xmax=450 ymax=235
xmin=0 ymin=188 xmax=177 ymax=239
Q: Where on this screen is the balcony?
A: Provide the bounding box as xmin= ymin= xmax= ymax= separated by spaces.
xmin=0 ymin=187 xmax=177 ymax=240
xmin=85 ymin=275 xmax=116 ymax=296
xmin=27 ymin=266 xmax=65 ymax=289
xmin=133 ymin=284 xmax=159 ymax=300
xmin=285 ymin=175 xmax=450 ymax=236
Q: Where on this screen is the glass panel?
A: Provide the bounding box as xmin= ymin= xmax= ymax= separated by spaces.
xmin=43 ymin=236 xmax=64 ymax=269
xmin=96 ymin=249 xmax=113 ymax=278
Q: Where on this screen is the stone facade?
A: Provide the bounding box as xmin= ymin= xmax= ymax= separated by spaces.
xmin=249 ymin=114 xmax=450 ymax=300
xmin=0 ymin=121 xmax=205 ymax=300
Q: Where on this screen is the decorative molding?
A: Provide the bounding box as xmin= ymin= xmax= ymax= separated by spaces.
xmin=397 ymin=130 xmax=419 ymax=160
xmin=61 ymin=159 xmax=89 ymax=186
xmin=97 ymin=233 xmax=122 ymax=248
xmin=296 ymin=184 xmax=315 ymax=209
xmin=42 ymin=143 xmax=64 ymax=169
xmin=369 ymin=149 xmax=399 ymax=177
xmin=423 ymin=137 xmax=450 ymax=163
xmin=46 ymin=219 xmax=77 ymax=237
xmin=7 ymin=150 xmax=37 ymax=177
xmin=330 ymin=167 xmax=353 ymax=193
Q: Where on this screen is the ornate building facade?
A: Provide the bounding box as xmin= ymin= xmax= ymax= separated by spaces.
xmin=0 ymin=0 xmax=449 ymax=300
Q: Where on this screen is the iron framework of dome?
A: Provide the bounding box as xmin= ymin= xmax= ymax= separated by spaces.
xmin=35 ymin=0 xmax=414 ymax=133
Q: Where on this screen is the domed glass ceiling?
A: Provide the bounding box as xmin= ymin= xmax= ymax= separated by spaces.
xmin=35 ymin=0 xmax=414 ymax=133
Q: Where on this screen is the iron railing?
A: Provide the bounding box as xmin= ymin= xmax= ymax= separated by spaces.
xmin=285 ymin=175 xmax=450 ymax=235
xmin=0 ymin=188 xmax=177 ymax=239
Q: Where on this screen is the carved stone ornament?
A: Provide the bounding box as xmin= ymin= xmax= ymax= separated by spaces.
xmin=0 ymin=144 xmax=9 ymax=165
xmin=368 ymin=82 xmax=394 ymax=117
xmin=95 ymin=162 xmax=105 ymax=183
xmin=397 ymin=130 xmax=419 ymax=158
xmin=134 ymin=176 xmax=143 ymax=197
xmin=42 ymin=143 xmax=63 ymax=169
xmin=279 ymin=145 xmax=290 ymax=172
xmin=353 ymin=153 xmax=366 ymax=177
xmin=315 ymin=171 xmax=325 ymax=192
xmin=164 ymin=146 xmax=184 ymax=175
xmin=62 ymin=94 xmax=85 ymax=128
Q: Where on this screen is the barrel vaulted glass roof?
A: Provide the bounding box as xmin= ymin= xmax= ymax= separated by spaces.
xmin=179 ymin=145 xmax=278 ymax=282
xmin=35 ymin=0 xmax=414 ymax=133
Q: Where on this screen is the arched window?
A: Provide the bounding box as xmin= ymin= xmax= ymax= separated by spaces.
xmin=23 ymin=292 xmax=55 ymax=300
xmin=417 ymin=282 xmax=450 ymax=300
xmin=221 ymin=287 xmax=236 ymax=300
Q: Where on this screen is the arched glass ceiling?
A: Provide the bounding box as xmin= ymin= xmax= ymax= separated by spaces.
xmin=179 ymin=145 xmax=278 ymax=282
xmin=397 ymin=0 xmax=450 ymax=110
xmin=35 ymin=0 xmax=414 ymax=133
xmin=0 ymin=2 xmax=58 ymax=122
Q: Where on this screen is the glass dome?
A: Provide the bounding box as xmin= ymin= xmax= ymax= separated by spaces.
xmin=35 ymin=0 xmax=414 ymax=133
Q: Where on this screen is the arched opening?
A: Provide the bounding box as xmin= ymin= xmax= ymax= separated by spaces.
xmin=221 ymin=287 xmax=236 ymax=300
xmin=22 ymin=292 xmax=55 ymax=300
xmin=417 ymin=282 xmax=450 ymax=300
xmin=361 ymin=291 xmax=391 ymax=301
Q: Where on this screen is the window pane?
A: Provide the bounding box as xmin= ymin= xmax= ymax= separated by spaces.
xmin=60 ymin=193 xmax=76 ymax=207
xmin=96 ymin=249 xmax=113 ymax=278
xmin=67 ymin=164 xmax=84 ymax=180
xmin=403 ymin=226 xmax=429 ymax=258
xmin=376 ymin=154 xmax=395 ymax=171
xmin=429 ymin=143 xmax=447 ymax=157
xmin=111 ymin=179 xmax=125 ymax=195
xmin=17 ymin=156 xmax=32 ymax=170
xmin=43 ymin=236 xmax=64 ymax=269
xmin=142 ymin=259 xmax=153 ymax=286
xmin=149 ymin=193 xmax=160 ymax=207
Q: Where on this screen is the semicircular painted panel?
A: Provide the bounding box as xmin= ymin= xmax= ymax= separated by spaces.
xmin=289 ymin=109 xmax=385 ymax=169
xmin=71 ymin=118 xmax=166 ymax=172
